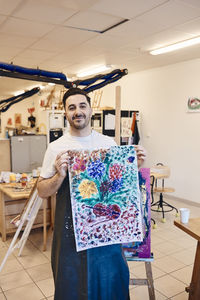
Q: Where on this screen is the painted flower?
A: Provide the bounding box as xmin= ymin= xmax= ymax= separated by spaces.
xmin=72 ymin=157 xmax=87 ymax=173
xmin=100 ymin=180 xmax=111 ymax=196
xmin=127 ymin=156 xmax=135 ymax=163
xmin=110 ymin=178 xmax=123 ymax=192
xmin=109 ymin=164 xmax=123 ymax=181
xmin=78 ymin=179 xmax=98 ymax=199
xmin=87 ymin=159 xmax=106 ymax=180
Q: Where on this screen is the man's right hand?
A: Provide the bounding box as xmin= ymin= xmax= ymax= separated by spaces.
xmin=54 ymin=151 xmax=69 ymax=177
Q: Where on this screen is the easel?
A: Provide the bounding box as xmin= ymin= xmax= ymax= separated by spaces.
xmin=0 ymin=182 xmax=43 ymax=272
xmin=127 ymin=255 xmax=155 ymax=300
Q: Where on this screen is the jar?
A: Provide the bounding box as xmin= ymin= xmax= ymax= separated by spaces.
xmin=9 ymin=173 xmax=16 ymax=183
xmin=21 ymin=173 xmax=28 ymax=187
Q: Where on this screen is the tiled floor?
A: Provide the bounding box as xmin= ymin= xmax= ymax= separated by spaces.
xmin=0 ymin=196 xmax=199 ymax=300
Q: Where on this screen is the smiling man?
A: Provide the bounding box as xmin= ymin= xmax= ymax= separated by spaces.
xmin=37 ymin=87 xmax=146 ymax=300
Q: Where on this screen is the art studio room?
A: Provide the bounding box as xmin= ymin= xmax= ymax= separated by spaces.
xmin=0 ymin=1 xmax=200 ymax=300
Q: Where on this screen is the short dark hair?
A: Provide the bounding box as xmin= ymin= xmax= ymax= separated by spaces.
xmin=62 ymin=87 xmax=91 ymax=108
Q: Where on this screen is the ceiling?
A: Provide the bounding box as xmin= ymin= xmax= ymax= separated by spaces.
xmin=1 ymin=0 xmax=200 ymax=97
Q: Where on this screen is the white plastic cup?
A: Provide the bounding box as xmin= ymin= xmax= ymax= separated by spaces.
xmin=180 ymin=208 xmax=190 ymax=224
xmin=32 ymin=169 xmax=38 ymax=178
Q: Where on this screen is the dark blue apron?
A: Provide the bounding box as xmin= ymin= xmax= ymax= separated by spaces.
xmin=51 ymin=174 xmax=130 ymax=300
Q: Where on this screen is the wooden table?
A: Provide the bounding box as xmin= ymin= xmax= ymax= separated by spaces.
xmin=0 ymin=180 xmax=50 ymax=250
xmin=174 ymin=218 xmax=200 ymax=300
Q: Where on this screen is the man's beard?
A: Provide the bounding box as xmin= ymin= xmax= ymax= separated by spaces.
xmin=69 ymin=115 xmax=90 ymax=129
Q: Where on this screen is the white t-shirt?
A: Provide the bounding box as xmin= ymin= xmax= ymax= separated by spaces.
xmin=40 ymin=130 xmax=116 ymax=179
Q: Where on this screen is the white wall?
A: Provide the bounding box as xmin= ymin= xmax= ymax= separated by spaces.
xmin=100 ymin=58 xmax=200 ymax=204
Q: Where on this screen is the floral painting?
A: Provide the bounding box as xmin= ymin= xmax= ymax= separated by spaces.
xmin=123 ymin=168 xmax=151 ymax=259
xmin=68 ymin=145 xmax=143 ymax=252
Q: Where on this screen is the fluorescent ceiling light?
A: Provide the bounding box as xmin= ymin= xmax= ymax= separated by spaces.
xmin=48 ymin=83 xmax=55 ymax=86
xmin=77 ymin=65 xmax=111 ymax=78
xmin=150 ymin=36 xmax=200 ymax=55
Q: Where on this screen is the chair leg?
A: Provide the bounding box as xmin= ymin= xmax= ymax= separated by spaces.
xmin=159 ymin=193 xmax=165 ymax=219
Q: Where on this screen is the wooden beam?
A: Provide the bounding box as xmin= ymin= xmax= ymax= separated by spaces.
xmin=114 ymin=85 xmax=121 ymax=145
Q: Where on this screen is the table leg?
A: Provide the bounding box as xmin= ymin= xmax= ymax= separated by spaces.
xmin=188 ymin=241 xmax=200 ymax=300
xmin=0 ymin=192 xmax=6 ymax=242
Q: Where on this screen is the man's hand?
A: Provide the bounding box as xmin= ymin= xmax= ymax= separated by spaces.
xmin=134 ymin=145 xmax=146 ymax=168
xmin=54 ymin=151 xmax=69 ymax=177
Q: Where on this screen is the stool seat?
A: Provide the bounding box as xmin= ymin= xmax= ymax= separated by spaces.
xmin=154 ymin=187 xmax=175 ymax=193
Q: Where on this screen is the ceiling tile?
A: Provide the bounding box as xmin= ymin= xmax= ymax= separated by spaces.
xmin=12 ymin=0 xmax=77 ymax=25
xmin=173 ymin=17 xmax=200 ymax=36
xmin=91 ymin=0 xmax=168 ymax=19
xmin=15 ymin=49 xmax=55 ymax=61
xmin=39 ymin=61 xmax=71 ymax=73
xmin=0 ymin=17 xmax=55 ymax=37
xmin=12 ymin=57 xmax=42 ymax=68
xmin=30 ymin=38 xmax=63 ymax=53
xmin=0 ymin=15 xmax=7 ymax=24
xmin=136 ymin=1 xmax=200 ymax=30
xmin=64 ymin=10 xmax=123 ymax=31
xmin=48 ymin=0 xmax=100 ymax=11
xmin=63 ymin=60 xmax=107 ymax=75
xmin=103 ymin=19 xmax=163 ymax=40
xmin=84 ymin=34 xmax=137 ymax=51
xmin=30 ymin=26 xmax=97 ymax=51
xmin=178 ymin=0 xmax=200 ymax=9
xmin=0 ymin=33 xmax=38 ymax=48
xmin=0 ymin=0 xmax=23 ymax=15
xmin=0 ymin=45 xmax=22 ymax=61
xmin=139 ymin=29 xmax=194 ymax=51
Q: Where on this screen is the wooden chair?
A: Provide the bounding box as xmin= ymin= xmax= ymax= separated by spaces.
xmin=151 ymin=163 xmax=178 ymax=222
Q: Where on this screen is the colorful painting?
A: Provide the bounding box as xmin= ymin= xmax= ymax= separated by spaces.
xmin=123 ymin=168 xmax=151 ymax=259
xmin=68 ymin=145 xmax=143 ymax=252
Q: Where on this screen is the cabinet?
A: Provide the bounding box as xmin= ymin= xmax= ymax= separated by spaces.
xmin=10 ymin=135 xmax=47 ymax=173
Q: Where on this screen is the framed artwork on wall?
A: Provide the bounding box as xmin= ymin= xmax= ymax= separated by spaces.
xmin=187 ymin=97 xmax=200 ymax=113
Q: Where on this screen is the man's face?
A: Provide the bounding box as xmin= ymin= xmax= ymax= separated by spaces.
xmin=65 ymin=94 xmax=92 ymax=130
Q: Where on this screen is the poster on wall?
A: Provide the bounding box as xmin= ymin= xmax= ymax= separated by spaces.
xmin=68 ymin=145 xmax=143 ymax=252
xmin=121 ymin=117 xmax=132 ymax=137
xmin=187 ymin=97 xmax=200 ymax=113
xmin=14 ymin=113 xmax=22 ymax=127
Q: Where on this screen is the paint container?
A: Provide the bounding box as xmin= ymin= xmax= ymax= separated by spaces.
xmin=9 ymin=173 xmax=16 ymax=183
xmin=21 ymin=173 xmax=28 ymax=187
xmin=180 ymin=208 xmax=190 ymax=224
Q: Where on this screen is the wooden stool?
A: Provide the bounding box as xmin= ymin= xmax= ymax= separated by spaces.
xmin=151 ymin=164 xmax=178 ymax=222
